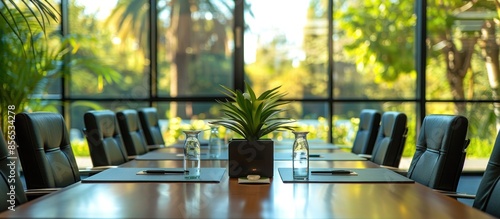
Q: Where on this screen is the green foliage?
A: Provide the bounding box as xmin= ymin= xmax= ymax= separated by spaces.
xmin=71 ymin=138 xmax=90 ymax=157
xmin=210 ymin=82 xmax=295 ymax=141
xmin=336 ymin=0 xmax=416 ymax=81
xmin=0 ymin=1 xmax=62 ymax=136
xmin=402 ymin=115 xmax=417 ymax=158
xmin=467 ymin=137 xmax=494 ymax=158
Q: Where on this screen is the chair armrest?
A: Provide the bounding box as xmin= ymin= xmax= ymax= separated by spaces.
xmin=434 ymin=190 xmax=476 ymax=199
xmin=25 ymin=188 xmax=61 ymax=200
xmin=79 ymin=169 xmax=102 ymax=176
xmin=25 ymin=188 xmax=61 ymax=195
xmin=147 ymin=144 xmax=165 ymax=150
xmin=80 ymin=166 xmax=118 ymax=171
xmin=358 ymin=154 xmax=372 ymax=159
xmin=78 ymin=166 xmax=117 ymax=176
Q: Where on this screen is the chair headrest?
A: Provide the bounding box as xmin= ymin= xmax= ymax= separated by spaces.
xmin=419 ymin=114 xmax=468 ymax=151
xmin=117 ymin=109 xmax=140 ymax=132
xmin=85 ymin=110 xmax=119 ymax=138
xmin=17 ymin=112 xmax=68 ymax=151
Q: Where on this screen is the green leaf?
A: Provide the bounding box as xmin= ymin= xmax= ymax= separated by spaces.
xmin=211 ymin=81 xmax=294 ymax=140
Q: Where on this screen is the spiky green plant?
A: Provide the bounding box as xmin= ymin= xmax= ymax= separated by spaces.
xmin=210 ymin=82 xmax=295 ymax=141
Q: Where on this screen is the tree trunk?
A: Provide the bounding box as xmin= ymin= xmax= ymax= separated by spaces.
xmin=479 ymin=20 xmax=500 ymax=130
xmin=442 ymin=37 xmax=477 ymax=115
xmin=169 ymin=0 xmax=192 ymax=119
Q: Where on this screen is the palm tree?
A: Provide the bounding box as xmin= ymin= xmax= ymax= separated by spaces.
xmin=106 ymin=0 xmax=234 ymax=118
xmin=0 ymin=0 xmax=61 ymax=136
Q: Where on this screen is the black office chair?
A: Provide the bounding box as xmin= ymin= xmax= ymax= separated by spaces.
xmin=14 ymin=112 xmax=81 ymax=189
xmin=84 ymin=110 xmax=130 ymax=166
xmin=468 ymin=128 xmax=500 ymax=217
xmin=116 ymin=109 xmax=150 ymax=156
xmin=137 ymin=107 xmax=166 ymax=147
xmin=443 ymin=128 xmax=500 ymax=218
xmin=460 ymin=128 xmax=500 ymax=217
xmin=370 ymin=111 xmax=408 ymax=168
xmin=0 ymin=128 xmax=27 ymax=211
xmin=350 ymin=109 xmax=381 ymax=155
xmin=406 ymin=114 xmax=469 ymax=192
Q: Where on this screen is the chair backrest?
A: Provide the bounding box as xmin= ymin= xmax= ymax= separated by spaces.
xmin=472 ymin=129 xmax=500 ymax=217
xmin=371 ymin=111 xmax=408 ymax=168
xmin=14 ymin=112 xmax=80 ymax=189
xmin=0 ymin=128 xmax=27 ymax=212
xmin=351 ymin=109 xmax=381 ymax=155
xmin=406 ymin=114 xmax=469 ymax=192
xmin=137 ymin=107 xmax=165 ymax=146
xmin=84 ymin=110 xmax=129 ymax=166
xmin=116 ymin=109 xmax=149 ymax=156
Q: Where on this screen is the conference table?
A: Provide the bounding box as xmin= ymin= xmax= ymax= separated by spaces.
xmin=0 ymin=144 xmax=495 ymax=218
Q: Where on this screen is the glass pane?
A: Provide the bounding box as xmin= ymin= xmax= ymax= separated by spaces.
xmin=156 ymin=101 xmax=328 ymax=144
xmin=333 ymin=0 xmax=416 ymax=99
xmin=245 ymin=0 xmax=328 ymax=99
xmin=286 ymin=102 xmax=329 ymax=142
xmin=68 ymin=0 xmax=150 ymax=98
xmin=157 ymin=101 xmax=224 ymax=145
xmin=26 ymin=100 xmax=63 ymax=114
xmin=157 ymin=0 xmax=234 ymax=98
xmin=426 ymin=1 xmax=498 ymax=102
xmin=40 ymin=0 xmax=63 ymax=98
xmin=332 ymin=102 xmax=417 ymax=158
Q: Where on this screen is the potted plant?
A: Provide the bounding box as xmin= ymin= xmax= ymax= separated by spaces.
xmin=210 ymin=82 xmax=295 ymax=178
xmin=0 ymin=1 xmax=60 ymax=136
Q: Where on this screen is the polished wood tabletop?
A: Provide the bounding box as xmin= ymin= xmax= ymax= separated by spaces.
xmin=0 ymin=147 xmax=495 ymax=218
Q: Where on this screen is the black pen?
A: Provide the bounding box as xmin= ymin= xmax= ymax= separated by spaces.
xmin=143 ymin=170 xmax=188 ymax=174
xmin=309 ymin=154 xmax=321 ymax=157
xmin=311 ymin=170 xmax=354 ymax=175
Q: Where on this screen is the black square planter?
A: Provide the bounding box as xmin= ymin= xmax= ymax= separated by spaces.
xmin=227 ymin=139 xmax=274 ymax=178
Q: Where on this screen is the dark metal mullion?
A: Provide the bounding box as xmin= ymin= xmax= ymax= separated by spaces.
xmin=233 ymin=1 xmax=245 ymax=92
xmin=60 ymin=0 xmax=70 ymax=125
xmin=415 ymin=0 xmax=427 ymax=133
xmin=328 ymin=0 xmax=334 ymax=143
xmin=149 ymin=0 xmax=157 ymax=107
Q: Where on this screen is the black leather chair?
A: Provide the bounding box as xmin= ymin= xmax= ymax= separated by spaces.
xmin=84 ymin=110 xmax=129 ymax=166
xmin=0 ymin=128 xmax=27 ymax=211
xmin=14 ymin=112 xmax=81 ymax=189
xmin=406 ymin=114 xmax=469 ymax=192
xmin=350 ymin=109 xmax=381 ymax=155
xmin=444 ymin=128 xmax=500 ymax=217
xmin=137 ymin=107 xmax=166 ymax=147
xmin=470 ymin=128 xmax=500 ymax=217
xmin=370 ymin=111 xmax=408 ymax=168
xmin=116 ymin=109 xmax=150 ymax=156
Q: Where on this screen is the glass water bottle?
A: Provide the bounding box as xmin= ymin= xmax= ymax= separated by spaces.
xmin=292 ymin=131 xmax=309 ymax=179
xmin=208 ymin=125 xmax=223 ymax=158
xmin=183 ymin=130 xmax=201 ymax=178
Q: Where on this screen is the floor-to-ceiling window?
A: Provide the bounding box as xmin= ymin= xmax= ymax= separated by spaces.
xmin=332 ymin=0 xmax=417 ymax=155
xmin=244 ymin=0 xmax=331 ymax=142
xmin=425 ymin=0 xmax=499 ymax=160
xmin=6 ymin=0 xmax=500 ymax=168
xmin=65 ymin=1 xmax=150 ymax=153
xmin=155 ymin=0 xmax=235 ymax=143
